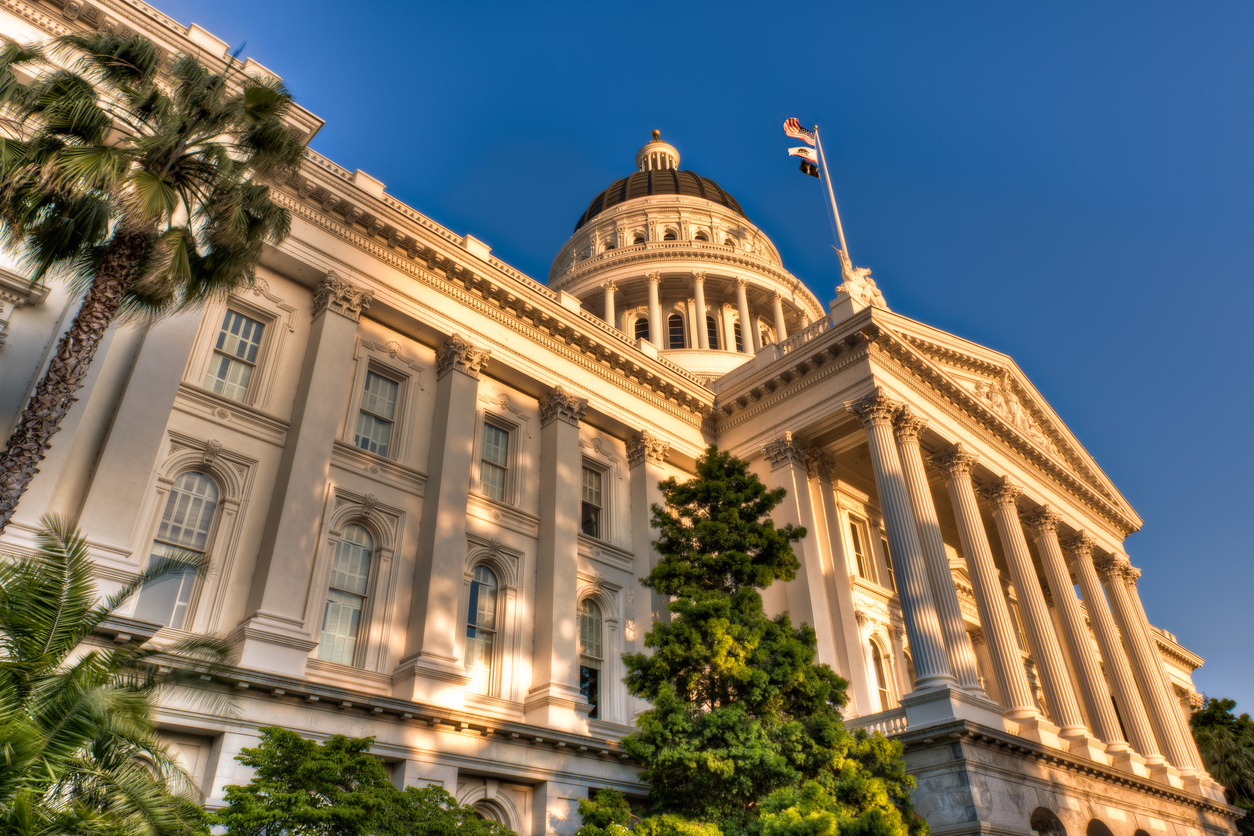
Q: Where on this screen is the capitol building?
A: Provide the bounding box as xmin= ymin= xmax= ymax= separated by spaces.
xmin=0 ymin=2 xmax=1242 ymax=835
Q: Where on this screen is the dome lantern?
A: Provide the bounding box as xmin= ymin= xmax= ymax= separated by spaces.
xmin=635 ymin=129 xmax=679 ymax=172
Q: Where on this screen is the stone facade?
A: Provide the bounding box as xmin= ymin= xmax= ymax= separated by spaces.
xmin=0 ymin=2 xmax=1240 ymax=835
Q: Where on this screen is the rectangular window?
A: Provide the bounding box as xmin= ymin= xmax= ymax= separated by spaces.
xmin=849 ymin=519 xmax=873 ymax=581
xmin=706 ymin=316 xmax=719 ymax=350
xmin=354 ymin=370 xmax=399 ymax=457
xmin=880 ymin=535 xmax=897 ymax=593
xmin=734 ymin=321 xmax=744 ymax=352
xmin=204 ymin=310 xmax=265 ymax=402
xmin=480 ymin=422 xmax=510 ymax=502
xmin=581 ymin=466 xmax=603 ymax=539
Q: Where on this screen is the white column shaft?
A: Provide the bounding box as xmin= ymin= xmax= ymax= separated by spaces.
xmin=693 ymin=275 xmax=709 ymax=349
xmin=773 ymin=293 xmax=788 ymax=343
xmin=735 ymin=280 xmax=754 ymax=354
xmin=603 ymin=284 xmax=616 ymax=329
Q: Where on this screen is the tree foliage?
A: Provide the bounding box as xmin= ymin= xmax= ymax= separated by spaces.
xmin=0 ymin=515 xmax=227 ymax=836
xmin=1191 ymin=698 xmax=1254 ymax=836
xmin=0 ymin=31 xmax=304 ymax=533
xmin=214 ymin=726 xmax=515 ymax=836
xmin=596 ymin=446 xmax=925 ymax=836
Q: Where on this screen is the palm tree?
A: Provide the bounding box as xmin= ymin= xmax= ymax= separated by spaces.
xmin=0 ymin=515 xmax=229 ymax=835
xmin=0 ymin=32 xmax=303 ymax=533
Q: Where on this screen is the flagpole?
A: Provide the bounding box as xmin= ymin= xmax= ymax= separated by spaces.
xmin=813 ymin=125 xmax=850 ymax=261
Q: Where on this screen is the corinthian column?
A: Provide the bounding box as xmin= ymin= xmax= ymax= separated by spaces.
xmin=1096 ymin=554 xmax=1196 ymax=774
xmin=735 ymin=279 xmax=754 ymax=354
xmin=692 ymin=272 xmax=708 ymax=349
xmin=1065 ymin=533 xmax=1163 ymax=767
xmin=1022 ymin=510 xmax=1124 ymax=756
xmin=849 ymin=390 xmax=953 ymax=690
xmin=602 ymin=281 xmax=617 ymax=329
xmin=772 ymin=291 xmax=788 ymax=343
xmin=932 ymin=445 xmax=1037 ymax=721
xmin=646 ymin=272 xmax=662 ymax=348
xmin=892 ymin=408 xmax=982 ymax=692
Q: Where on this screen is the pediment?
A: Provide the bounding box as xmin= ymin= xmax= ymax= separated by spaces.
xmin=872 ymin=311 xmax=1141 ymax=532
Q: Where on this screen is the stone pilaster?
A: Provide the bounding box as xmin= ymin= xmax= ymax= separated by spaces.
xmin=526 ymin=387 xmax=590 ymax=731
xmin=932 ymin=444 xmax=1040 ymax=723
xmin=987 ymin=495 xmax=1096 ymax=756
xmin=849 ymin=390 xmax=954 ymax=691
xmin=893 ymin=407 xmax=983 ymax=693
xmin=762 ymin=433 xmax=840 ymax=672
xmin=1064 ymin=532 xmax=1163 ymax=770
xmin=393 ymin=334 xmax=488 ymax=704
xmin=626 ymin=428 xmax=670 ymax=720
xmin=238 ymin=273 xmax=373 ymax=676
xmin=1096 ymin=554 xmax=1197 ymax=775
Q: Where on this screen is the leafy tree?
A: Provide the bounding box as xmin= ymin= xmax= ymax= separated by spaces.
xmin=0 ymin=515 xmax=227 ymax=835
xmin=215 ymin=726 xmax=515 ymax=836
xmin=601 ymin=446 xmax=924 ymax=836
xmin=0 ymin=31 xmax=303 ymax=533
xmin=1191 ymin=697 xmax=1254 ymax=836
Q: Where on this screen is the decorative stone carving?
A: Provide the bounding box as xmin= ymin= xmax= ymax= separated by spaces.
xmin=892 ymin=405 xmax=928 ymax=442
xmin=626 ymin=430 xmax=669 ymax=467
xmin=855 ymin=610 xmax=872 ymax=627
xmin=848 ymin=388 xmax=900 ymax=427
xmin=250 ymin=276 xmax=270 ymax=296
xmin=361 ymin=494 xmax=379 ymax=515
xmin=835 ymin=249 xmax=887 ymax=310
xmin=1022 ymin=506 xmax=1059 ymax=537
xmin=804 ymin=447 xmax=836 ymax=481
xmin=981 ymin=477 xmax=1022 ymax=509
xmin=1060 ymin=531 xmax=1096 ymax=565
xmin=539 ymin=387 xmax=587 ymax=428
xmin=968 ymin=627 xmax=985 ymax=648
xmin=600 ymin=280 xmax=617 ymax=292
xmin=762 ymin=431 xmax=809 ymax=471
xmin=931 ymin=443 xmax=979 ymax=480
xmin=645 ymin=271 xmax=662 ymax=285
xmin=1093 ymin=553 xmax=1133 ymax=584
xmin=385 ymin=340 xmax=402 ymax=358
xmin=312 ymin=272 xmax=373 ymax=321
xmin=202 ymin=439 xmax=223 ymax=465
xmin=1188 ymin=690 xmax=1205 ymax=710
xmin=964 ymin=371 xmax=1060 ymax=456
xmin=436 ymin=334 xmax=490 ymax=380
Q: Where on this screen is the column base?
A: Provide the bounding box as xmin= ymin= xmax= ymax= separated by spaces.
xmin=392 ymin=653 xmax=473 ymax=709
xmin=230 ymin=612 xmax=317 ymax=677
xmin=1146 ymin=761 xmax=1184 ymax=789
xmin=1060 ymin=729 xmax=1111 ymax=764
xmin=1107 ymin=746 xmax=1149 ymax=778
xmin=524 ymin=682 xmax=591 ymax=733
xmin=1013 ymin=715 xmax=1062 ymax=749
xmin=900 ymin=683 xmax=1007 ymax=731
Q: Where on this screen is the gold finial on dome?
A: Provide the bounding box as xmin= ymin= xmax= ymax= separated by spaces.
xmin=636 ymin=129 xmax=679 ymax=172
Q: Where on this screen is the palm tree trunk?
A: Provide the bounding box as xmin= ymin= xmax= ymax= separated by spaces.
xmin=0 ymin=225 xmax=150 ymax=535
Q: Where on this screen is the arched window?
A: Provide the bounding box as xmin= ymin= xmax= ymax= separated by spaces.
xmin=579 ymin=599 xmax=603 ymax=719
xmin=466 ymin=566 xmax=498 ymax=694
xmin=633 ymin=235 xmax=645 ymax=245
xmin=1030 ymin=808 xmax=1067 ymax=836
xmin=667 ymin=314 xmax=685 ymax=349
xmin=724 ymin=238 xmax=734 ymax=247
xmin=317 ymin=524 xmax=374 ymax=665
xmin=694 ymin=231 xmax=708 ymax=242
xmin=634 ymin=317 xmax=650 ymax=341
xmin=134 ymin=472 xmax=219 ymax=629
xmin=733 ymin=321 xmax=744 ymax=352
xmin=706 ymin=316 xmax=719 ymax=350
xmin=871 ymin=640 xmax=892 ymax=711
xmin=663 ymin=230 xmax=677 ymax=241
xmin=604 ymin=239 xmax=616 ymax=251
xmin=1086 ymin=822 xmax=1114 ymax=836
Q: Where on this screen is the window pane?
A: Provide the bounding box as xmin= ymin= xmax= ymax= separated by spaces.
xmin=880 ymin=536 xmax=896 ymax=592
xmin=216 ymin=310 xmax=265 ymax=363
xmin=361 ymin=371 xmax=398 ymax=420
xmin=466 ymin=624 xmax=495 ymax=695
xmin=204 ymin=355 xmax=254 ymax=402
xmin=330 ymin=525 xmax=373 ymax=596
xmin=482 ymin=424 xmax=509 ymax=466
xmin=318 ymin=588 xmax=364 ymax=664
xmin=134 ymin=548 xmax=197 ymax=629
xmin=354 ymin=412 xmax=393 ymax=457
xmin=581 ymin=467 xmax=602 ymax=506
xmin=634 ymin=318 xmax=650 ymax=341
xmin=667 ymin=314 xmax=685 ymax=349
xmin=469 ymin=566 xmax=498 ymax=630
xmin=706 ymin=316 xmax=719 ymax=350
xmin=481 ymin=462 xmax=506 ymax=502
xmin=157 ymin=473 xmax=218 ymax=551
xmin=581 ymin=468 xmax=603 ymax=539
xmin=579 ymin=599 xmax=602 ymax=659
xmin=580 ymin=665 xmax=600 ymax=719
xmin=734 ymin=322 xmax=744 ymax=352
xmin=466 ymin=566 xmax=498 ymax=694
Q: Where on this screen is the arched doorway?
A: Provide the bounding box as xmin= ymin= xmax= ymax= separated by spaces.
xmin=1087 ymin=821 xmax=1115 ymax=836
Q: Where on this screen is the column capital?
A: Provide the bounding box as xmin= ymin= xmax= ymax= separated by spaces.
xmin=646 ymin=271 xmax=662 ymax=285
xmin=805 ymin=448 xmax=837 ymax=482
xmin=848 ymin=388 xmax=900 ymax=428
xmin=968 ymin=627 xmax=985 ymax=648
xmin=436 ymin=334 xmax=490 ymax=380
xmin=931 ymin=443 xmax=979 ymax=480
xmin=762 ymin=431 xmax=810 ymax=471
xmin=1022 ymin=506 xmax=1059 ymax=537
xmin=1092 ymin=553 xmax=1133 ymax=584
xmin=735 ymin=277 xmax=750 ymax=289
xmin=313 ymin=272 xmax=373 ymax=322
xmin=1060 ymin=531 xmax=1096 ymax=564
xmin=539 ymin=387 xmax=588 ymax=428
xmin=980 ymin=477 xmax=1022 ymax=509
xmin=600 ymin=279 xmax=617 ymax=291
xmin=772 ymin=289 xmax=783 ymax=300
xmin=690 ymin=270 xmax=706 ymax=284
xmin=626 ymin=430 xmax=669 ymax=467
xmin=892 ymin=405 xmax=928 ymax=443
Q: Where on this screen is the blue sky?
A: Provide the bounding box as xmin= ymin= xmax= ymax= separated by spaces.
xmin=157 ymin=0 xmax=1254 ymax=709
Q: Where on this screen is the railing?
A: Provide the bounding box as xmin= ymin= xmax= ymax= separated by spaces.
xmin=775 ymin=313 xmax=835 ymax=357
xmin=845 ymin=708 xmax=908 ymax=736
xmin=303 ymin=148 xmax=353 ymax=181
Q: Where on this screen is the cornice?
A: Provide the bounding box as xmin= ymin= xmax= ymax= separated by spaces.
xmin=274 ymin=189 xmax=715 ymax=428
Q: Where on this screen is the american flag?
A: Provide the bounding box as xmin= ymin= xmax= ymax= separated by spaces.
xmin=783 ymin=118 xmax=816 ymax=146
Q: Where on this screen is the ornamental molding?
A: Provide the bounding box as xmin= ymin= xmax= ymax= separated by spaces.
xmin=626 ymin=430 xmax=669 ymax=467
xmin=847 ymin=387 xmax=900 ymax=427
xmin=436 ymin=334 xmax=490 ymax=380
xmin=1092 ymin=553 xmax=1136 ymax=585
xmin=539 ymin=387 xmax=587 ymax=428
xmin=312 ymin=272 xmax=373 ymax=321
xmin=762 ymin=431 xmax=810 ymax=471
xmin=805 ymin=448 xmax=836 ymax=482
xmin=931 ymin=443 xmax=979 ymax=481
xmin=892 ymin=405 xmax=928 ymax=443
xmin=980 ymin=477 xmax=1022 ymax=509
xmin=1022 ymin=507 xmax=1060 ymax=537
xmin=1060 ymin=531 xmax=1096 ymax=564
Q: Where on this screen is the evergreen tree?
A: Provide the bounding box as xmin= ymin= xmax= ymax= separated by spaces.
xmin=607 ymin=446 xmax=925 ymax=836
xmin=215 ymin=726 xmax=515 ymax=836
xmin=1191 ymin=698 xmax=1254 ymax=836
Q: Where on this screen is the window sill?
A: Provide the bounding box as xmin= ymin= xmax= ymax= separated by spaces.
xmin=305 ymin=657 xmax=393 ymax=694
